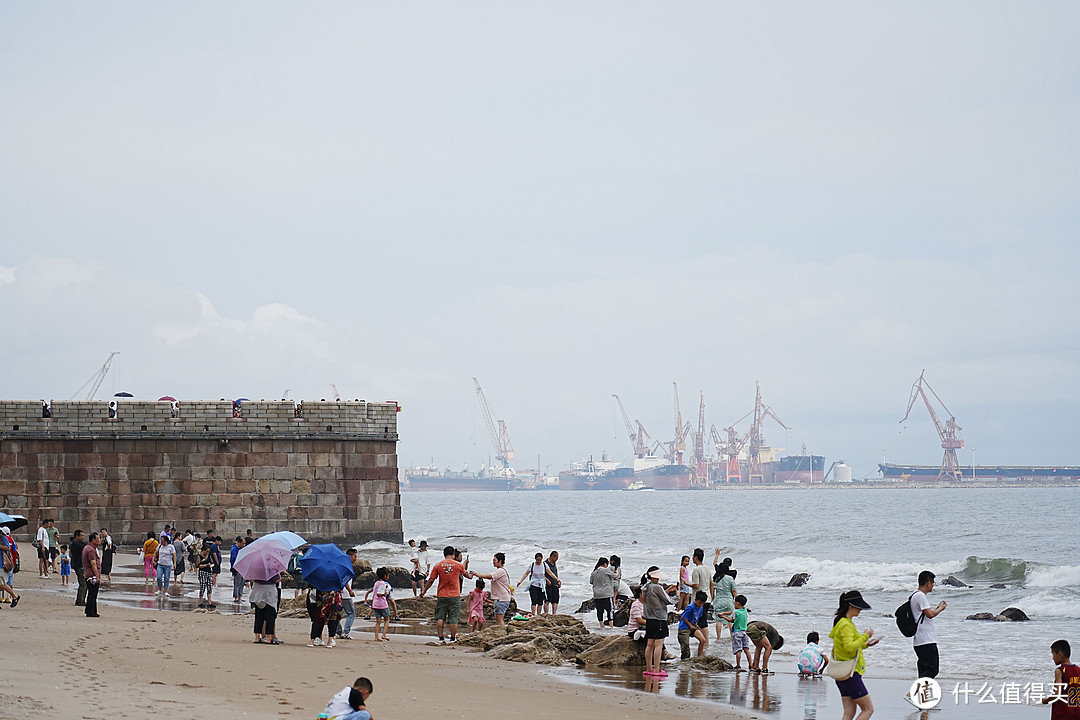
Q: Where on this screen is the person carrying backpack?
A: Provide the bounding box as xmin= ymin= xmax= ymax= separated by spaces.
xmin=901 ymin=571 xmax=948 ymax=707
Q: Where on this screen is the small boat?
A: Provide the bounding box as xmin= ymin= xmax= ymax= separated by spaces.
xmin=624 ymin=481 xmax=654 ymax=492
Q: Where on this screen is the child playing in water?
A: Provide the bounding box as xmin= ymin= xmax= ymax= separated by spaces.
xmin=678 ymin=555 xmax=692 ymax=610
xmin=731 ymin=594 xmax=751 ymax=671
xmin=468 ymin=577 xmax=489 ymax=632
xmin=797 ymin=631 xmax=829 ymax=676
xmin=366 ymin=567 xmax=393 ymax=642
xmin=60 ymin=544 xmax=70 ymax=585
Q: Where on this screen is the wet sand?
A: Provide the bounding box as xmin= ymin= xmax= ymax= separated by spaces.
xmin=5 ymin=553 xmax=1048 ymax=719
xmin=5 ymin=553 xmax=739 ymax=720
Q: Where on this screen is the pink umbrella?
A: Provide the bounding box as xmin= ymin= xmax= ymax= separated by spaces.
xmin=232 ymin=538 xmax=292 ymax=581
xmin=158 ymin=396 xmax=178 ymax=402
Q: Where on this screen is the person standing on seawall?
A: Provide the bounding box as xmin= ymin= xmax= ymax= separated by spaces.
xmin=911 ymin=570 xmax=947 ymax=680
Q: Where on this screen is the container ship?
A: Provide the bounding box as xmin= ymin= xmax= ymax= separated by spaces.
xmin=634 ymin=455 xmax=693 ymax=490
xmin=403 ymin=463 xmax=520 ymax=491
xmin=559 ymin=455 xmax=634 ymax=491
xmin=880 ymin=464 xmax=1080 ymax=482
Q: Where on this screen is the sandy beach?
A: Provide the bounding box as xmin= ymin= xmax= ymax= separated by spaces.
xmin=5 ymin=552 xmax=1055 ymax=720
xmin=5 ymin=552 xmax=746 ymax=720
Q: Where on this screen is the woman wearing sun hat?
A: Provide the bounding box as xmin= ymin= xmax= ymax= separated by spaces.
xmin=829 ymin=590 xmax=879 ymax=719
xmin=640 ymin=566 xmax=678 ymax=678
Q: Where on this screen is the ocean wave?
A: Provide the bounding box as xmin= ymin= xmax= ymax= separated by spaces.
xmin=352 ymin=540 xmax=407 ymax=552
xmin=960 ymin=556 xmax=1080 ymax=588
xmin=1026 ymin=564 xmax=1080 ymax=588
xmin=1014 ymin=589 xmax=1080 ymax=618
xmin=757 ymin=556 xmax=965 ymax=592
xmin=960 ymin=556 xmax=1031 ymax=582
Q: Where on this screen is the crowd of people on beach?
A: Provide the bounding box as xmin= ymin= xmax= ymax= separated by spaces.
xmin=8 ymin=522 xmax=1080 ymax=720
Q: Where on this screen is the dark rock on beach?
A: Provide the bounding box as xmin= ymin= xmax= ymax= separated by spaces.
xmin=612 ymin=598 xmax=633 ymax=627
xmin=777 ymin=610 xmax=801 ymax=616
xmin=966 ymin=607 xmax=1030 ymax=622
xmin=999 ymin=607 xmax=1029 ymax=622
xmin=458 ymin=615 xmax=601 ymax=662
xmin=490 ymin=636 xmax=565 ymax=665
xmin=941 ymin=575 xmax=970 ymax=588
xmin=574 ymin=634 xmax=674 ymax=667
xmin=575 ymin=599 xmax=596 ymax=614
xmin=786 ymin=573 xmax=810 ymax=587
xmin=683 ymin=656 xmax=735 ymax=672
xmin=351 ymin=565 xmax=413 ymax=590
xmin=989 ymin=583 xmax=1008 ymax=589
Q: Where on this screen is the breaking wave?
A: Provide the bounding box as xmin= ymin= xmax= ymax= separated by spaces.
xmin=961 ymin=556 xmax=1080 ymax=587
xmin=757 ymin=556 xmax=964 ymax=592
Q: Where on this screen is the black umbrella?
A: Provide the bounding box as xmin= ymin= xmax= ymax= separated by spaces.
xmin=114 ymin=392 xmax=134 ymax=397
xmin=0 ymin=513 xmax=28 ymax=531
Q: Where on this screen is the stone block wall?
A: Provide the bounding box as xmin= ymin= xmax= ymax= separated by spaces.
xmin=0 ymin=400 xmax=402 ymax=547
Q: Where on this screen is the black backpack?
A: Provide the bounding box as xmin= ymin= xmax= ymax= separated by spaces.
xmin=895 ymin=593 xmax=923 ymax=637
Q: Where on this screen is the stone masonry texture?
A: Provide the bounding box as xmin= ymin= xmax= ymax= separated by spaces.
xmin=0 ymin=400 xmax=402 ymax=547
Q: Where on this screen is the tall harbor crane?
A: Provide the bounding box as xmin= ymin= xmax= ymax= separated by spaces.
xmin=666 ymin=382 xmax=692 ymax=465
xmin=71 ymin=351 xmax=119 ymax=400
xmin=693 ymin=391 xmax=707 ymax=484
xmin=711 ymin=420 xmax=750 ymax=483
xmin=473 ymin=377 xmax=515 ymax=478
xmin=901 ymin=370 xmax=964 ymax=481
xmin=613 ymin=393 xmax=652 ymax=458
xmin=746 ymin=382 xmax=788 ymax=483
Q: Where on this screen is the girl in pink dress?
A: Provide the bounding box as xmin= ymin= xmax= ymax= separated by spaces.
xmin=468 ymin=578 xmax=489 ymax=632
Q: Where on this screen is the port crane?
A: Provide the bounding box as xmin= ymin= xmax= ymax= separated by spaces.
xmin=473 ymin=378 xmax=516 ymax=479
xmin=711 ymin=420 xmax=750 ymax=483
xmin=746 ymin=382 xmax=788 ymax=483
xmin=612 ymin=394 xmax=652 ymax=458
xmin=71 ymin=351 xmax=119 ymax=400
xmin=901 ymin=370 xmax=964 ymax=481
xmin=664 ymin=382 xmax=693 ymax=465
xmin=693 ymin=391 xmax=707 ymax=485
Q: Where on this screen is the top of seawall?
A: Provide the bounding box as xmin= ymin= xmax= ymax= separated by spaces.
xmin=0 ymin=400 xmax=398 ymax=441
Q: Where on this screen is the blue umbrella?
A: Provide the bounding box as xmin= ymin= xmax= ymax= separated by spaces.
xmin=0 ymin=513 xmax=28 ymax=531
xmin=298 ymin=543 xmax=354 ymax=591
xmin=256 ymin=530 xmax=307 ymax=549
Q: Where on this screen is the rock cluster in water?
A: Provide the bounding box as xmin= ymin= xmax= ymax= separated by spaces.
xmin=965 ymin=607 xmax=1030 ymax=622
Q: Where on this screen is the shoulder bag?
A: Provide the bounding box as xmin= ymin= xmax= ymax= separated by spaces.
xmin=825 ymin=655 xmax=857 ymax=681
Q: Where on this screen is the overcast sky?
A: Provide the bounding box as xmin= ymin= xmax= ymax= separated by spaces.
xmin=2 ymin=3 xmax=1078 ymax=478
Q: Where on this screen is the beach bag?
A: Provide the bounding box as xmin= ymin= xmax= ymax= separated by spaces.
xmin=895 ymin=593 xmax=922 ymax=637
xmin=825 ymin=655 xmax=857 ymax=681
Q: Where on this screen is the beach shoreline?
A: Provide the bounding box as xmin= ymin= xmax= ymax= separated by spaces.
xmin=5 ymin=553 xmax=746 ymax=720
xmin=7 ymin=552 xmax=1054 ymax=719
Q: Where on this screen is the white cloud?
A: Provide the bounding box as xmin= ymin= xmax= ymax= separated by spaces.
xmin=0 ymin=265 xmax=14 ymax=286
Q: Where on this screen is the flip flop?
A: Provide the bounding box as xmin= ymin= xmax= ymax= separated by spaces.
xmin=253 ymin=639 xmax=266 ymax=644
xmin=270 ymin=638 xmax=284 ymax=645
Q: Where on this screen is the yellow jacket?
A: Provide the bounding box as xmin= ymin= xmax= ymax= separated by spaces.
xmin=829 ymin=616 xmax=870 ymax=676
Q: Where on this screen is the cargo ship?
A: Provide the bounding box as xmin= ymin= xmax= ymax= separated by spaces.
xmin=559 ymin=455 xmax=634 ymax=491
xmin=403 ymin=463 xmax=520 ymax=491
xmin=634 ymin=455 xmax=693 ymax=490
xmin=880 ymin=464 xmax=1080 ymax=482
xmin=767 ymin=455 xmax=826 ymax=483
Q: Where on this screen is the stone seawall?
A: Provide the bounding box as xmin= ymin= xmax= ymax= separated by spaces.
xmin=0 ymin=400 xmax=402 ymax=547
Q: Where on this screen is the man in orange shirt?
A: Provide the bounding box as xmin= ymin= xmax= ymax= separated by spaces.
xmin=420 ymin=545 xmax=470 ymax=644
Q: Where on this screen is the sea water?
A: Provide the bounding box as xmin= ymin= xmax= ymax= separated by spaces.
xmin=357 ymin=486 xmax=1079 ymax=689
